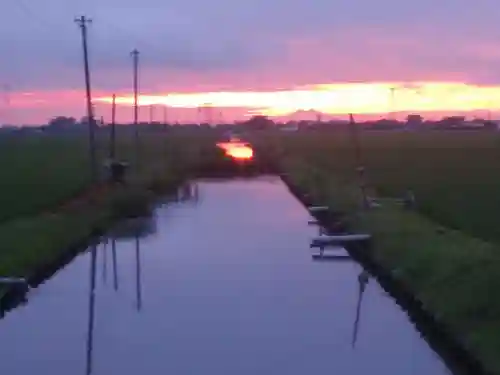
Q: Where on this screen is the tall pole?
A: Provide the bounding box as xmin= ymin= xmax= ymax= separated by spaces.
xmin=162 ymin=105 xmax=169 ymax=169
xmin=163 ymin=105 xmax=168 ymax=124
xmin=197 ymin=106 xmax=202 ymax=125
xmin=349 ymin=114 xmax=368 ymax=209
xmin=131 ymin=49 xmax=140 ymax=173
xmin=350 ymin=114 xmax=362 ymax=169
xmin=206 ymin=105 xmax=212 ymax=125
xmin=149 ymin=104 xmax=154 ymax=124
xmin=110 ymin=94 xmax=116 ymax=160
xmin=75 ymin=16 xmax=97 ymax=183
xmin=389 ymin=87 xmax=396 ymax=120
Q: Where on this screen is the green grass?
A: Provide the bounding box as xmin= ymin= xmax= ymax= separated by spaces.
xmin=257 ymin=130 xmax=500 ymax=244
xmin=362 ymin=203 xmax=500 ymax=374
xmin=0 ymin=129 xmax=221 ymax=290
xmin=0 ymin=211 xmax=103 ymax=278
xmin=0 ymin=129 xmax=219 ymax=215
xmin=262 ymin=130 xmax=500 ymax=374
xmin=0 ymin=135 xmax=90 ymax=222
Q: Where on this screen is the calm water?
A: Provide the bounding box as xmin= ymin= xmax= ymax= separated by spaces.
xmin=0 ymin=177 xmax=451 ymax=375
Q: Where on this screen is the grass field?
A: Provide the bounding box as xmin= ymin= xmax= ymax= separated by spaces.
xmin=0 ymin=128 xmax=223 ymax=284
xmin=257 ymin=130 xmax=500 ymax=244
xmin=254 ymin=129 xmax=500 ymax=374
xmin=0 ymin=135 xmax=90 ymax=222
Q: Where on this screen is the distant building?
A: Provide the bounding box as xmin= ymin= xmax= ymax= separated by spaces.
xmin=437 ymin=116 xmax=466 ymax=128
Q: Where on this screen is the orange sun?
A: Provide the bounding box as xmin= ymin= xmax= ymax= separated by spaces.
xmin=217 ymin=142 xmax=254 ymax=161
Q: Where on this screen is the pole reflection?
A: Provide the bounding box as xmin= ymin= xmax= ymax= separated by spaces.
xmin=85 ymin=244 xmax=97 ymax=375
xmin=352 ymin=271 xmax=369 ymax=349
xmin=135 ymin=233 xmax=142 ymax=312
xmin=176 ymin=182 xmax=199 ymax=204
xmin=102 ymin=240 xmax=107 ymax=285
xmin=111 ymin=238 xmax=118 ymax=291
xmin=308 ymin=241 xmax=370 ymax=349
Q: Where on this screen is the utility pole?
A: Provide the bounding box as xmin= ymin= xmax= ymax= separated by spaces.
xmin=349 ymin=114 xmax=368 ymax=209
xmin=131 ymin=49 xmax=140 ymax=172
xmin=109 ymin=94 xmax=116 ymax=160
xmin=149 ymin=104 xmax=154 ymax=124
xmin=75 ymin=16 xmax=98 ymax=183
xmin=206 ymin=105 xmax=212 ymax=125
xmin=389 ymin=87 xmax=396 ymax=120
xmin=163 ymin=105 xmax=168 ymax=124
xmin=162 ymin=105 xmax=169 ymax=170
xmin=197 ymin=106 xmax=202 ymax=125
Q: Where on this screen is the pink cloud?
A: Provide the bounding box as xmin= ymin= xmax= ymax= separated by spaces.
xmin=4 ymin=26 xmax=500 ymax=124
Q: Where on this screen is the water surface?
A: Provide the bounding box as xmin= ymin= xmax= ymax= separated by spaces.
xmin=0 ymin=176 xmax=451 ymax=375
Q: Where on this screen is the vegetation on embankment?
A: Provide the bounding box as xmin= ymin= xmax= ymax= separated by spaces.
xmin=254 ymin=130 xmax=500 ymax=244
xmin=0 ymin=129 xmax=227 ymax=301
xmin=261 ymin=131 xmax=500 ymax=375
xmin=0 ymin=135 xmax=90 ymax=223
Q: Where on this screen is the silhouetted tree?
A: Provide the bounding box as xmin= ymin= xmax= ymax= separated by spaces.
xmin=242 ymin=115 xmax=274 ymax=131
xmin=48 ymin=116 xmax=77 ymax=129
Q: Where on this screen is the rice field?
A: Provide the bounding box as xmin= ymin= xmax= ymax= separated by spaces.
xmin=0 ymin=128 xmax=221 ymax=280
xmin=256 ymin=129 xmax=500 ymax=244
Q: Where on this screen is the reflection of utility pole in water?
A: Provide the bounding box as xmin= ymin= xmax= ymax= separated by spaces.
xmin=102 ymin=240 xmax=108 ymax=284
xmin=111 ymin=238 xmax=118 ymax=291
xmin=85 ymin=244 xmax=98 ymax=375
xmin=193 ymin=183 xmax=199 ymax=203
xmin=135 ymin=234 xmax=142 ymax=311
xmin=352 ymin=271 xmax=369 ymax=348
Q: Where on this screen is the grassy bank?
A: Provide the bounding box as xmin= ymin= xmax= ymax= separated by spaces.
xmin=266 ymin=132 xmax=500 ymax=374
xmin=255 ymin=130 xmax=500 ymax=244
xmin=0 ymin=129 xmax=223 ymax=300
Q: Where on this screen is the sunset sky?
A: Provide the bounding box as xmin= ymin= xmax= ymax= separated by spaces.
xmin=2 ymin=0 xmax=500 ymax=124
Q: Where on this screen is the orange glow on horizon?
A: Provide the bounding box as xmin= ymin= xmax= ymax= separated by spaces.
xmin=95 ymin=82 xmax=500 ymax=118
xmin=217 ymin=142 xmax=254 ymax=160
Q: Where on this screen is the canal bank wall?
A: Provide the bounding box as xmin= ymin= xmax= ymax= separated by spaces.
xmin=278 ymin=170 xmax=495 ymax=375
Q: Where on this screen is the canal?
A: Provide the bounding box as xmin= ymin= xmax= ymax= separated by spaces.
xmin=0 ymin=176 xmax=451 ymax=374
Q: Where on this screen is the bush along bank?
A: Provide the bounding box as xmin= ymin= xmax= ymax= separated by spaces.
xmin=278 ymin=163 xmax=499 ymax=375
